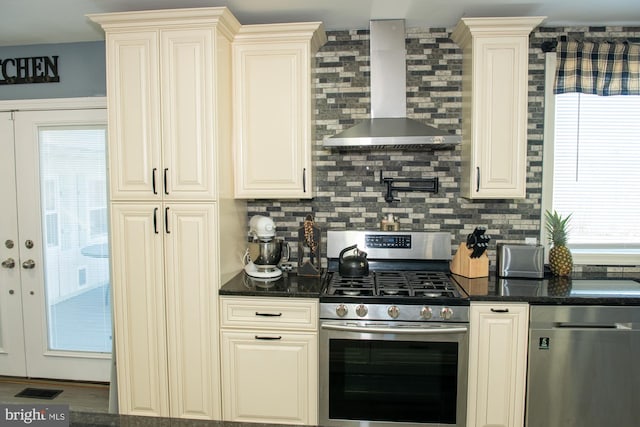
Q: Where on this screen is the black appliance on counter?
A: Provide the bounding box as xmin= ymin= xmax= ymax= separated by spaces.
xmin=319 ymin=230 xmax=469 ymax=427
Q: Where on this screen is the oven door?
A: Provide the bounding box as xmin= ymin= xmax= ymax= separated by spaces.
xmin=319 ymin=320 xmax=468 ymax=427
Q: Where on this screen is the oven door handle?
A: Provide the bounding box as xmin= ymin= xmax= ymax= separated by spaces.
xmin=321 ymin=323 xmax=468 ymax=334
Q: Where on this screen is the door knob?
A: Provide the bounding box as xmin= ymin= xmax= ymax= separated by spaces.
xmin=1 ymin=258 xmax=15 ymax=269
xmin=22 ymin=259 xmax=36 ymax=269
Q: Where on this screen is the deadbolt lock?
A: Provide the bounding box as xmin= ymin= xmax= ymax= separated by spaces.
xmin=25 ymin=240 xmax=34 ymax=249
xmin=5 ymin=240 xmax=14 ymax=249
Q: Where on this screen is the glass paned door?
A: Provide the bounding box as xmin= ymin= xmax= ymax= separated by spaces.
xmin=38 ymin=126 xmax=111 ymax=353
xmin=6 ymin=108 xmax=112 ymax=382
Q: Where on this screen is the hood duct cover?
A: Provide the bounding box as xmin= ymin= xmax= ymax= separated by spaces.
xmin=324 ymin=20 xmax=460 ymax=148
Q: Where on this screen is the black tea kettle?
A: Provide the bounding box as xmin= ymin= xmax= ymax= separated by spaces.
xmin=338 ymin=244 xmax=369 ymax=277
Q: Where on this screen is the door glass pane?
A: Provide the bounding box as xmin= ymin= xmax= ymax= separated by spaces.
xmin=39 ymin=126 xmax=111 ymax=353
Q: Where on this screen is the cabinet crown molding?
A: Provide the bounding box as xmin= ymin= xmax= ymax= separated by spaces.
xmin=88 ymin=7 xmax=242 ymax=40
xmin=236 ymin=22 xmax=327 ymax=53
xmin=451 ymin=16 xmax=546 ymax=46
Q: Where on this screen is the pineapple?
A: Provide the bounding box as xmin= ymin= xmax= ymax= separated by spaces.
xmin=545 ymin=210 xmax=573 ymax=276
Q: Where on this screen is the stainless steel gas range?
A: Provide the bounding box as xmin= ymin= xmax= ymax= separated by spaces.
xmin=319 ymin=230 xmax=469 ymax=427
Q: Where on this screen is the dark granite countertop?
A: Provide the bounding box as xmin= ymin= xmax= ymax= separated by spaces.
xmin=453 ymin=272 xmax=640 ymax=305
xmin=220 ymin=269 xmax=640 ymax=306
xmin=219 ymin=271 xmax=324 ymax=298
xmin=70 ymin=411 xmax=317 ymax=426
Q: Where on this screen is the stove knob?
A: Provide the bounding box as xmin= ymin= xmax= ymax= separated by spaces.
xmin=387 ymin=305 xmax=400 ymax=319
xmin=336 ymin=304 xmax=348 ymax=317
xmin=420 ymin=306 xmax=433 ymax=320
xmin=440 ymin=307 xmax=453 ymax=320
xmin=356 ymin=304 xmax=368 ymax=317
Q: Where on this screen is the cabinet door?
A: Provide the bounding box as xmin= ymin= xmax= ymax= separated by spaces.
xmin=467 ymin=303 xmax=529 ymax=427
xmin=233 ymin=42 xmax=312 ymax=199
xmin=164 ymin=203 xmax=221 ymax=419
xmin=221 ymin=330 xmax=318 ymax=425
xmin=105 ymin=32 xmax=162 ymax=201
xmin=110 ymin=203 xmax=169 ymax=416
xmin=471 ymin=37 xmax=528 ymax=199
xmin=160 ymin=29 xmax=217 ymax=200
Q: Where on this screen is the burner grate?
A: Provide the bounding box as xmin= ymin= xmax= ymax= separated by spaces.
xmin=327 ymin=274 xmax=375 ymax=296
xmin=326 ymin=270 xmax=461 ymax=298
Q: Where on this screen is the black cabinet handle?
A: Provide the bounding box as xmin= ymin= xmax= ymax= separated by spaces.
xmin=255 ymin=335 xmax=282 ymax=341
xmin=476 ymin=167 xmax=480 ymax=192
xmin=164 ymin=207 xmax=170 ymax=234
xmin=490 ymin=308 xmax=510 ymax=313
xmin=163 ymin=168 xmax=169 ymax=195
xmin=255 ymin=312 xmax=283 ymax=317
xmin=153 ymin=207 xmax=159 ymax=234
xmin=303 ymin=168 xmax=307 ymax=193
xmin=152 ymin=168 xmax=158 ymax=195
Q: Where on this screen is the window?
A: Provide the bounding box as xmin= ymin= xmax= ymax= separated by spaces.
xmin=543 ymin=54 xmax=640 ymax=265
xmin=43 ymin=179 xmax=60 ymax=247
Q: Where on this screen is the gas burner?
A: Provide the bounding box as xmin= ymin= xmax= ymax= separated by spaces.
xmin=325 ymin=270 xmax=463 ymax=298
xmin=327 ymin=274 xmax=375 ymax=296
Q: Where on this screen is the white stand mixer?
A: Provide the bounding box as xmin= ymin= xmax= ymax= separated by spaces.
xmin=243 ymin=215 xmax=288 ymax=280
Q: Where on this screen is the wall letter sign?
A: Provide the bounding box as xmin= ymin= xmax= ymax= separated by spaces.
xmin=0 ymin=56 xmax=60 ymax=85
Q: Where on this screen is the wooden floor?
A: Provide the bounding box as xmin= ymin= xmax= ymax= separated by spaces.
xmin=0 ymin=376 xmax=109 ymax=413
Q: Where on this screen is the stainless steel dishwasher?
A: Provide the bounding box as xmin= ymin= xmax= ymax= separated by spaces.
xmin=526 ymin=305 xmax=640 ymax=427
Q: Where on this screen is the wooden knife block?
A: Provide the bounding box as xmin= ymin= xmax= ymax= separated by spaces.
xmin=450 ymin=243 xmax=489 ymax=278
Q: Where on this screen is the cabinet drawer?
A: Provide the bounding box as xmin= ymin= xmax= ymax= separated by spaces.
xmin=220 ymin=297 xmax=318 ymax=331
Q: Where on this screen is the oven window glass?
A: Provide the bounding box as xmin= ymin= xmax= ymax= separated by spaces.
xmin=329 ymin=339 xmax=458 ymax=424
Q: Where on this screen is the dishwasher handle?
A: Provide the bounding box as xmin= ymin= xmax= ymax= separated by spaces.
xmin=554 ymin=322 xmax=634 ymax=330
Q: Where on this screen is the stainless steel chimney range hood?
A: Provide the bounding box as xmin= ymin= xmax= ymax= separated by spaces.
xmin=324 ymin=19 xmax=460 ymax=148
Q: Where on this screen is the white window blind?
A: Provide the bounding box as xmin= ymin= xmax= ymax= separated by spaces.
xmin=553 ymin=93 xmax=640 ymax=249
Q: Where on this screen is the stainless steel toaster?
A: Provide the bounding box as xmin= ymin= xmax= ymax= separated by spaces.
xmin=496 ymin=243 xmax=544 ymax=278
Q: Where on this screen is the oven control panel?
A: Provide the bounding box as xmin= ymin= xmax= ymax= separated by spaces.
xmin=321 ymin=303 xmax=470 ymax=322
xmin=326 ymin=230 xmax=452 ymax=260
xmin=365 ymin=234 xmax=411 ymax=249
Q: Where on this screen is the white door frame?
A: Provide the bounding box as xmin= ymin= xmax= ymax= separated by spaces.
xmin=0 ymin=97 xmax=111 ymax=381
xmin=0 ymin=111 xmax=27 ymax=377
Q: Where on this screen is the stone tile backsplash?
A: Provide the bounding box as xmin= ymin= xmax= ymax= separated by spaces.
xmin=247 ymin=25 xmax=640 ymax=271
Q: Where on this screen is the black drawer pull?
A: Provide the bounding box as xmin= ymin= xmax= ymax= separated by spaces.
xmin=490 ymin=308 xmax=510 ymax=313
xmin=255 ymin=335 xmax=282 ymax=340
xmin=255 ymin=312 xmax=283 ymax=317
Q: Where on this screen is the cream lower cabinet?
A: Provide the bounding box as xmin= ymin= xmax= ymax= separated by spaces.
xmin=110 ymin=203 xmax=223 ymax=419
xmin=220 ymin=297 xmax=318 ymax=425
xmin=467 ymin=302 xmax=529 ymax=427
xmin=232 ymin=23 xmax=326 ymax=199
xmin=451 ymin=17 xmax=545 ymax=199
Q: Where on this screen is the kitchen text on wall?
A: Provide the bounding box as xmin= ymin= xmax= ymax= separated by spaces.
xmin=0 ymin=56 xmax=59 ymax=85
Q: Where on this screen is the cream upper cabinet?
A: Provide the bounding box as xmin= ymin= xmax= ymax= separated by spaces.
xmin=452 ymin=17 xmax=545 ymax=199
xmin=220 ymin=297 xmax=319 ymax=425
xmin=94 ymin=9 xmax=241 ymax=201
xmin=233 ymin=23 xmax=326 ymax=199
xmin=467 ymin=302 xmax=529 ymax=427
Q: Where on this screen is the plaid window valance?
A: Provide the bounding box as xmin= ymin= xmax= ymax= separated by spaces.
xmin=555 ymin=40 xmax=640 ymax=96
